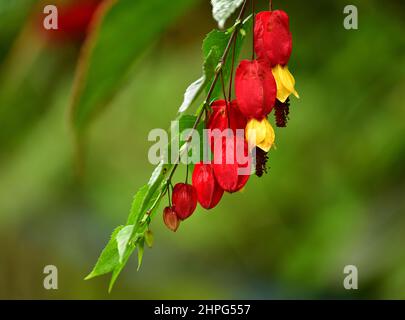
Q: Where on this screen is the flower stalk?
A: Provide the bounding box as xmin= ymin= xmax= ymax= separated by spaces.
xmin=144 ymin=0 xmax=249 ymax=220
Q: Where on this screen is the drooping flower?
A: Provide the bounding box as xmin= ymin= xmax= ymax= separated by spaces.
xmin=207 ymin=100 xmax=247 ymax=150
xmin=212 ymin=134 xmax=251 ymax=193
xmin=192 ymin=162 xmax=224 ymax=209
xmin=172 ymin=183 xmax=198 ymax=220
xmin=272 ymin=64 xmax=299 ymax=103
xmin=245 ymin=118 xmax=275 ymax=152
xmin=163 ymin=207 xmax=180 ymax=232
xmin=254 ymin=10 xmax=292 ymax=67
xmin=235 ymin=59 xmax=277 ymax=120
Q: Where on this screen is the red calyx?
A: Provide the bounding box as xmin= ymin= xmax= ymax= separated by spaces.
xmin=235 ymin=59 xmax=277 ymax=120
xmin=212 ymin=134 xmax=250 ymax=193
xmin=163 ymin=206 xmax=180 ymax=232
xmin=172 ymin=183 xmax=198 ymax=220
xmin=207 ymin=100 xmax=247 ymax=150
xmin=254 ymin=10 xmax=292 ymax=67
xmin=192 ymin=162 xmax=224 ymax=209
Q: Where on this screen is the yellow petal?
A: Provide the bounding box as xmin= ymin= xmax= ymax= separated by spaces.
xmin=257 ymin=119 xmax=275 ymax=152
xmin=246 ymin=118 xmax=275 ymax=152
xmin=246 ymin=119 xmax=266 ymax=147
xmin=272 ymin=64 xmax=299 ymax=103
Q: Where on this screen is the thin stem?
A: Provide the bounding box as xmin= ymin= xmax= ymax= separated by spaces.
xmin=144 ymin=183 xmax=168 ymax=220
xmin=270 ymin=0 xmax=273 ymax=11
xmin=220 ymin=70 xmax=231 ymax=129
xmin=251 ymin=0 xmax=255 ymax=60
xmin=167 ymin=182 xmax=172 ymax=207
xmin=220 ymin=69 xmax=228 ymax=102
xmin=146 ymin=0 xmax=249 ymax=217
xmin=228 ymin=35 xmax=237 ymax=102
xmin=185 ymin=162 xmax=189 ymax=184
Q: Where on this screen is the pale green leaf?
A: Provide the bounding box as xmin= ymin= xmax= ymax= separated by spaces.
xmin=137 ymin=239 xmax=145 ymax=271
xmin=177 ymin=76 xmax=205 ymax=114
xmin=126 ymin=185 xmax=149 ymax=225
xmin=202 ymin=16 xmax=252 ymax=100
xmin=211 ymin=0 xmax=244 ymax=29
xmin=85 ymin=226 xmax=124 ymax=280
xmin=116 ymin=225 xmax=134 ymax=263
xmin=108 ymin=245 xmax=135 ymax=293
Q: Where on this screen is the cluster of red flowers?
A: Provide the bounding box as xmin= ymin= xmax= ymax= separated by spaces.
xmin=164 ymin=7 xmax=299 ymax=232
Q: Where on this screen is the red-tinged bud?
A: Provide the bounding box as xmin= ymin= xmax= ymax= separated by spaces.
xmin=254 ymin=10 xmax=293 ymax=67
xmin=172 ymin=183 xmax=198 ymax=220
xmin=207 ymin=100 xmax=247 ymax=150
xmin=212 ymin=135 xmax=250 ymax=193
xmin=40 ymin=0 xmax=102 ymax=43
xmin=235 ymin=60 xmax=277 ymax=120
xmin=192 ymin=162 xmax=224 ymax=209
xmin=163 ymin=207 xmax=179 ymax=232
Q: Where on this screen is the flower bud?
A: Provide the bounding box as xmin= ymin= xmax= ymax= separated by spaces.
xmin=254 ymin=10 xmax=292 ymax=67
xmin=192 ymin=162 xmax=224 ymax=209
xmin=163 ymin=207 xmax=179 ymax=232
xmin=172 ymin=183 xmax=198 ymax=220
xmin=235 ymin=60 xmax=277 ymax=120
xmin=145 ymin=230 xmax=154 ymax=247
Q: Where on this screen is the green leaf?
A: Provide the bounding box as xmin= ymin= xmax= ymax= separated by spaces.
xmin=211 ymin=0 xmax=244 ymax=29
xmin=177 ymin=76 xmax=205 ymax=114
xmin=126 ymin=185 xmax=149 ymax=225
xmin=108 ymin=244 xmax=135 ymax=293
xmin=112 ymin=114 xmax=205 ymax=284
xmin=85 ymin=226 xmax=124 ymax=280
xmin=202 ymin=15 xmax=252 ymax=101
xmin=116 ymin=225 xmax=138 ymax=263
xmin=137 ymin=239 xmax=145 ymax=271
xmin=177 ymin=47 xmax=220 ymax=115
xmin=101 ymin=17 xmax=251 ymax=285
xmin=177 ymin=16 xmax=251 ymax=115
xmin=70 ymin=0 xmax=198 ymax=134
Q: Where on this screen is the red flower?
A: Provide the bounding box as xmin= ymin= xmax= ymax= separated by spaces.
xmin=254 ymin=10 xmax=293 ymax=67
xmin=192 ymin=162 xmax=224 ymax=209
xmin=163 ymin=207 xmax=180 ymax=232
xmin=172 ymin=183 xmax=198 ymax=220
xmin=235 ymin=59 xmax=277 ymax=120
xmin=41 ymin=0 xmax=102 ymax=42
xmin=207 ymin=100 xmax=247 ymax=150
xmin=212 ymin=134 xmax=250 ymax=193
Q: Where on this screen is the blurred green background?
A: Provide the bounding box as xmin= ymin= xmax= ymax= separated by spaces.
xmin=0 ymin=0 xmax=404 ymax=299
